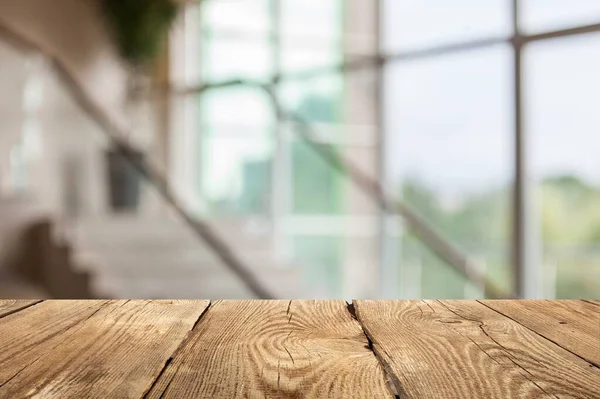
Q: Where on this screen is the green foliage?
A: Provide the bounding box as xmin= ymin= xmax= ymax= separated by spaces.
xmin=292 ymin=94 xmax=344 ymax=214
xmin=101 ymin=0 xmax=180 ymax=66
xmin=400 ymin=174 xmax=600 ymax=298
xmin=540 ymin=175 xmax=600 ymax=244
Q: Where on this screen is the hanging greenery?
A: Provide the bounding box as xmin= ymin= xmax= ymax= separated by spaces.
xmin=100 ymin=0 xmax=181 ymax=67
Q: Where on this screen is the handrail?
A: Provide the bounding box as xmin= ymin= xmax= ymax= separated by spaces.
xmin=262 ymin=86 xmax=516 ymax=300
xmin=0 ymin=22 xmax=275 ymax=299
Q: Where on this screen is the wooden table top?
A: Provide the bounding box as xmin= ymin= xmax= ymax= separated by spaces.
xmin=0 ymin=300 xmax=598 ymax=398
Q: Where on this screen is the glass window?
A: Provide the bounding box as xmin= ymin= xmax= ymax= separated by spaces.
xmin=382 ymin=0 xmax=511 ymax=53
xmin=279 ymin=74 xmax=345 ymax=215
xmin=525 ymin=33 xmax=600 ymax=299
xmin=198 ymin=87 xmax=275 ymax=217
xmin=281 ymin=0 xmax=342 ymax=40
xmin=293 ymin=235 xmax=344 ymax=297
xmin=280 ymin=0 xmax=341 ymax=75
xmin=280 ymin=47 xmax=340 ymax=75
xmin=194 ymin=0 xmax=377 ymax=299
xmin=202 ymin=35 xmax=272 ymax=81
xmin=384 ymin=45 xmax=514 ymax=297
xmin=202 ymin=0 xmax=271 ymax=34
xmin=520 ymin=0 xmax=600 ymax=34
xmin=199 ymin=126 xmax=274 ymax=216
xmin=290 ymin=140 xmax=346 ymax=214
xmin=198 ymin=0 xmax=275 ymax=218
xmin=200 ymin=87 xmax=274 ymax=126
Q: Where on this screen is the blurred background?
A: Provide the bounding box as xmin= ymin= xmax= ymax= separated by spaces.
xmin=0 ymin=0 xmax=598 ymax=300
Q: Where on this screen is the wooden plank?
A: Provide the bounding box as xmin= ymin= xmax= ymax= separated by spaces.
xmin=0 ymin=300 xmax=209 ymax=398
xmin=353 ymin=300 xmax=595 ymax=398
xmin=441 ymin=300 xmax=600 ymax=398
xmin=480 ymin=300 xmax=600 ymax=367
xmin=0 ymin=300 xmax=108 ymax=385
xmin=583 ymin=300 xmax=600 ymax=306
xmin=147 ymin=300 xmax=393 ymax=398
xmin=0 ymin=299 xmax=41 ymax=319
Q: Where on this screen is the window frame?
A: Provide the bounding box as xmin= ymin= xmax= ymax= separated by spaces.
xmin=176 ymin=0 xmax=600 ymax=299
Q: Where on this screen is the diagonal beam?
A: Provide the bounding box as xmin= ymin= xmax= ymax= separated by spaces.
xmin=0 ymin=22 xmax=275 ymax=300
xmin=261 ymin=86 xmax=515 ymax=300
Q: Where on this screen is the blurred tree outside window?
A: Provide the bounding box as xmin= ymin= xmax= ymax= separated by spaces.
xmin=193 ymin=0 xmax=600 ymax=299
xmin=525 ymin=33 xmax=600 ymax=299
xmin=384 ymin=44 xmax=513 ymax=298
xmin=384 ymin=1 xmax=600 ymax=299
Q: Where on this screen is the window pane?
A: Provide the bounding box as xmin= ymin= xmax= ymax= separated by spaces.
xmin=279 ymin=74 xmax=346 ymax=215
xmin=202 ymin=35 xmax=272 ymax=81
xmin=521 ymin=0 xmax=600 ymax=34
xmin=292 ymin=234 xmax=380 ymax=298
xmin=384 ymin=45 xmax=514 ymax=297
xmin=199 ymin=126 xmax=273 ymax=217
xmin=293 ymin=235 xmax=344 ymax=297
xmin=280 ymin=47 xmax=339 ymax=75
xmin=281 ymin=0 xmax=342 ymax=40
xmin=525 ymin=33 xmax=600 ymax=299
xmin=198 ymin=88 xmax=275 ymax=217
xmin=202 ymin=0 xmax=271 ymax=34
xmin=280 ymin=0 xmax=342 ymax=75
xmin=290 ymin=140 xmax=346 ymax=214
xmin=382 ymin=0 xmax=511 ymax=52
xmin=200 ymin=88 xmax=274 ymax=126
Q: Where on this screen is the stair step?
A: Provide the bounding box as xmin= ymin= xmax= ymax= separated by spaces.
xmin=74 ymin=242 xmax=278 ymax=265
xmin=74 ymin=215 xmax=300 ymax=299
xmin=76 ymin=217 xmax=275 ymax=251
xmin=0 ymin=271 xmax=49 ymax=299
xmin=94 ymin=274 xmax=256 ymax=300
xmin=75 ymin=250 xmax=295 ymax=274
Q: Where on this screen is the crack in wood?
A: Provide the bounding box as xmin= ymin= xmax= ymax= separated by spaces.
xmin=282 ymin=344 xmax=295 ymax=365
xmin=581 ymin=300 xmax=599 ymax=307
xmin=346 ymin=302 xmax=404 ymax=399
xmin=0 ymin=300 xmax=44 ymax=321
xmin=276 ymin=360 xmax=281 ymax=396
xmin=476 ymin=300 xmax=600 ymax=368
xmin=0 ymin=301 xmax=109 ymax=391
xmin=422 ymin=300 xmax=436 ymax=314
xmin=437 ymin=301 xmax=559 ymax=398
xmin=143 ymin=301 xmax=212 ymax=399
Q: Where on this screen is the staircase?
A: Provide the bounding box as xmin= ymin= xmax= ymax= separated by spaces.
xmin=6 ymin=219 xmax=97 ymax=299
xmin=71 ymin=215 xmax=305 ymax=299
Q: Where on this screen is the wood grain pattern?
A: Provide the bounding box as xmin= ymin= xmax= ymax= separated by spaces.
xmin=0 ymin=299 xmax=41 ymax=319
xmin=441 ymin=300 xmax=600 ymax=398
xmin=354 ymin=300 xmax=572 ymax=398
xmin=147 ymin=300 xmax=393 ymax=398
xmin=480 ymin=300 xmax=600 ymax=367
xmin=582 ymin=300 xmax=599 ymax=306
xmin=0 ymin=300 xmax=108 ymax=389
xmin=0 ymin=300 xmax=209 ymax=398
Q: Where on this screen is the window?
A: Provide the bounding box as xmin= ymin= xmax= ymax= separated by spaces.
xmin=192 ymin=0 xmax=354 ymax=298
xmin=198 ymin=0 xmax=274 ymax=217
xmin=525 ymin=33 xmax=600 ymax=299
xmin=520 ymin=0 xmax=600 ymax=33
xmin=186 ymin=0 xmax=600 ymax=299
xmin=384 ymin=45 xmax=514 ymax=297
xmin=383 ymin=0 xmax=600 ymax=299
xmin=382 ymin=0 xmax=511 ymax=52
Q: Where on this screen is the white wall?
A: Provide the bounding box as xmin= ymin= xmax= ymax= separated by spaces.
xmin=0 ymin=0 xmax=158 ymax=217
xmin=0 ymin=0 xmax=128 ymax=118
